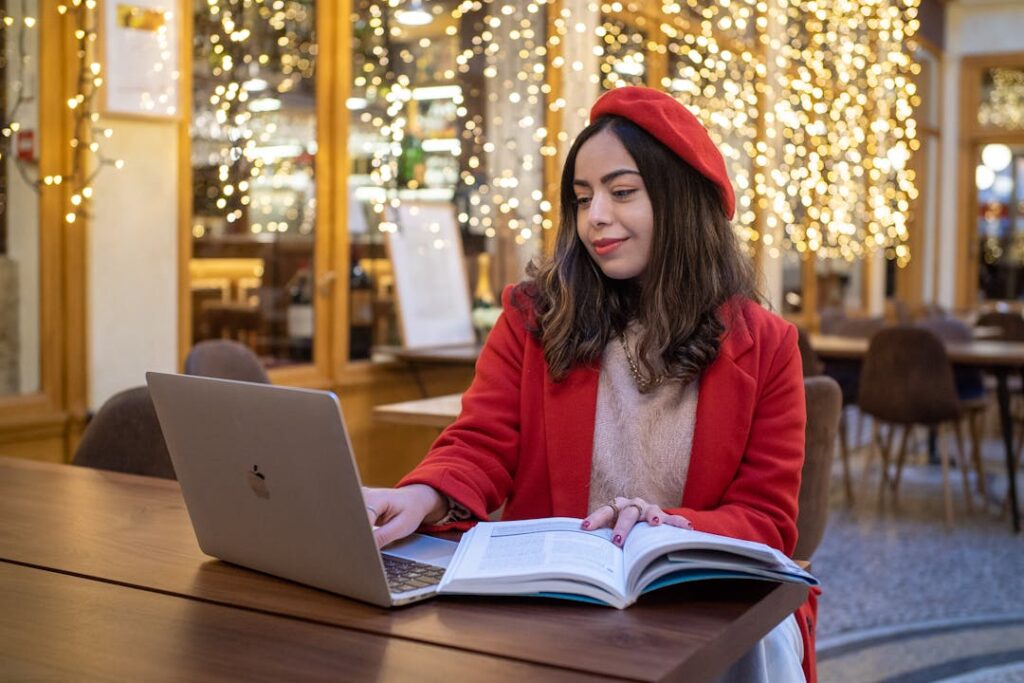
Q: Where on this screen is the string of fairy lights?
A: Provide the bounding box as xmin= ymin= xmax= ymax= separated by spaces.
xmin=0 ymin=0 xmax=121 ymax=226
xmin=765 ymin=0 xmax=921 ymax=267
xmin=187 ymin=0 xmax=925 ymax=265
xmin=979 ymin=67 xmax=1024 ymax=130
xmin=191 ymin=0 xmax=317 ymax=240
xmin=351 ymin=0 xmax=922 ymax=264
xmin=349 ymin=0 xmax=553 ymax=244
xmin=659 ymin=6 xmax=764 ymax=250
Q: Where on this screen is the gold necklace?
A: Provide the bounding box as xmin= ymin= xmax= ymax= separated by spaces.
xmin=619 ymin=335 xmax=666 ymax=392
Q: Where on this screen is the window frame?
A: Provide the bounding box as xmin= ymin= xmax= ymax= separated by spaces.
xmin=956 ymin=50 xmax=1024 ymax=310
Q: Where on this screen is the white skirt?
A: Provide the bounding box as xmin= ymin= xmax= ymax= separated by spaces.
xmin=715 ymin=613 xmax=806 ymax=683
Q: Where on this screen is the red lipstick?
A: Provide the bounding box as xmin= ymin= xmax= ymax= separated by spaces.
xmin=593 ymin=238 xmax=627 ymax=256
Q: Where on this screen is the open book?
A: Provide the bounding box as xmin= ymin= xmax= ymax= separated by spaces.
xmin=438 ymin=517 xmax=817 ymax=609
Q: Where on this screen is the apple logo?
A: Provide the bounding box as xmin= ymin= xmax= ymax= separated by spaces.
xmin=247 ymin=465 xmax=270 ymax=499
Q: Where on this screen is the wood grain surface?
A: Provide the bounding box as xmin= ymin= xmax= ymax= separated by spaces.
xmin=0 ymin=562 xmax=607 ymax=682
xmin=0 ymin=457 xmax=808 ymax=682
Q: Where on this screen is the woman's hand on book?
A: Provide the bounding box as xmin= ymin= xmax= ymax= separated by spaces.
xmin=362 ymin=484 xmax=447 ymax=549
xmin=581 ymin=496 xmax=693 ymax=546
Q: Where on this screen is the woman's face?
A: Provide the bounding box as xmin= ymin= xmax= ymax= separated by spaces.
xmin=572 ymin=129 xmax=655 ymax=281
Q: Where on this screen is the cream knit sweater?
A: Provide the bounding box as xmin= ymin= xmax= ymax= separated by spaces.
xmin=587 ymin=330 xmax=699 ymax=512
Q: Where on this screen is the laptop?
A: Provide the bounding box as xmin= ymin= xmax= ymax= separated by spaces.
xmin=146 ymin=371 xmax=458 ymax=607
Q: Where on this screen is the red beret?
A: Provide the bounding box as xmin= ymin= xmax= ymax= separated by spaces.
xmin=590 ymin=86 xmax=735 ymax=220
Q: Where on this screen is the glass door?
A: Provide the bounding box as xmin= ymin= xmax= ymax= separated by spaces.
xmin=188 ymin=0 xmax=321 ymax=370
xmin=0 ymin=0 xmax=40 ymax=398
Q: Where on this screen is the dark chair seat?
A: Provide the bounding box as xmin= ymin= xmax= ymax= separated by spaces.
xmin=184 ymin=339 xmax=270 ymax=384
xmin=73 ymin=386 xmax=175 ymax=479
xmin=858 ymin=326 xmax=973 ymax=528
xmin=797 ymin=327 xmax=824 ymax=378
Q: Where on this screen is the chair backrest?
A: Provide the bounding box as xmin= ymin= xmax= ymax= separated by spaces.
xmin=916 ymin=317 xmax=972 ymax=342
xmin=184 ymin=339 xmax=270 ymax=384
xmin=72 ymin=386 xmax=176 ymax=479
xmin=918 ymin=302 xmax=949 ymax=322
xmin=975 ymin=311 xmax=1024 ymax=342
xmin=831 ymin=316 xmax=886 ymax=339
xmin=794 ymin=375 xmax=842 ymax=561
xmin=888 ymin=298 xmax=912 ymax=325
xmin=818 ymin=306 xmax=847 ymax=335
xmin=857 ymin=326 xmax=960 ymax=424
xmin=796 ymin=327 xmax=824 ymax=377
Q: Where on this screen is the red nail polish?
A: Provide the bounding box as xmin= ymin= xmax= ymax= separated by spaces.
xmin=652 ymin=516 xmax=660 ymax=524
xmin=581 ymin=520 xmax=590 ymax=529
xmin=613 ymin=534 xmax=622 ymax=545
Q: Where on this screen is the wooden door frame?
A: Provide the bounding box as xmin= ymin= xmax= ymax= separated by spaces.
xmin=0 ymin=2 xmax=88 ymax=461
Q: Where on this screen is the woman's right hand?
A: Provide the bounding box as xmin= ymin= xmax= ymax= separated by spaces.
xmin=362 ymin=484 xmax=447 ymax=549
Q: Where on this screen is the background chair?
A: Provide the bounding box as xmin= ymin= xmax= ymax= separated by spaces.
xmin=857 ymin=326 xmax=973 ymax=528
xmin=975 ymin=310 xmax=1024 ymax=342
xmin=916 ymin=317 xmax=989 ymax=496
xmin=184 ymin=339 xmax=270 ymax=384
xmin=72 ymin=386 xmax=175 ymax=479
xmin=793 ymin=375 xmax=842 ymax=562
xmin=819 ymin=318 xmax=885 ymax=506
xmin=796 ymin=326 xmax=824 ymax=378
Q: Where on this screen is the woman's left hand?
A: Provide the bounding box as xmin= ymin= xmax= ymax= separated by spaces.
xmin=581 ymin=496 xmax=693 ymax=546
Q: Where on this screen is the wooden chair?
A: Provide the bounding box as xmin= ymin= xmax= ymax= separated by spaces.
xmin=857 ymin=327 xmax=973 ymax=529
xmin=916 ymin=317 xmax=990 ymax=498
xmin=184 ymin=339 xmax=270 ymax=384
xmin=793 ymin=376 xmax=842 ymax=561
xmin=72 ymin=386 xmax=175 ymax=479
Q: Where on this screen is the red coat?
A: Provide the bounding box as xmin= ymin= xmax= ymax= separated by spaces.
xmin=399 ymin=285 xmax=818 ymax=682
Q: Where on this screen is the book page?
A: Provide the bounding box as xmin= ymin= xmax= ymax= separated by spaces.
xmin=441 ymin=518 xmax=626 ymax=598
xmin=620 ymin=524 xmax=813 ymax=596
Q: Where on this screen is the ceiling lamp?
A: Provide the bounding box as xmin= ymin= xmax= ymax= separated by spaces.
xmin=395 ymin=0 xmax=432 ymax=27
xmin=982 ymin=143 xmax=1013 ymax=172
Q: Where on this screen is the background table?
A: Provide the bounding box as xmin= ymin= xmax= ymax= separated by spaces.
xmin=0 ymin=457 xmax=807 ymax=682
xmin=811 ymin=334 xmax=1024 ymax=532
xmin=374 ymin=392 xmax=462 ymax=429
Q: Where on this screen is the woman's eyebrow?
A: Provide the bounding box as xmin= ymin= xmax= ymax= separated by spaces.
xmin=600 ymin=169 xmax=641 ymax=184
xmin=573 ymin=168 xmax=641 ymax=188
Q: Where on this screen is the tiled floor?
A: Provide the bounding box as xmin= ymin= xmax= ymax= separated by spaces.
xmin=813 ymin=415 xmax=1024 ymax=683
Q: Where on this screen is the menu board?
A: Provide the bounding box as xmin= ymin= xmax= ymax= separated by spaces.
xmin=103 ymin=0 xmax=180 ymax=117
xmin=387 ymin=201 xmax=474 ymax=349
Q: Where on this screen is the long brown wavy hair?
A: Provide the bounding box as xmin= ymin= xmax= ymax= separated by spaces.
xmin=519 ymin=114 xmax=757 ymax=390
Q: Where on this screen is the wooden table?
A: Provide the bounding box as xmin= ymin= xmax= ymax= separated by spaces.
xmin=374 ymin=393 xmax=463 ymax=429
xmin=811 ymin=334 xmax=1024 ymax=533
xmin=0 ymin=457 xmax=808 ymax=682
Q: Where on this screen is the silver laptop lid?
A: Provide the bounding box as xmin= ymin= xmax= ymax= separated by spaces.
xmin=147 ymin=372 xmax=394 ymax=606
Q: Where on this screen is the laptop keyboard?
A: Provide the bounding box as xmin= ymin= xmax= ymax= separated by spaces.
xmin=382 ymin=554 xmax=446 ymax=593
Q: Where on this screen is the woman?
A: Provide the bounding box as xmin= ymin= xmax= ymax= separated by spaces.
xmin=365 ymin=86 xmax=816 ymax=682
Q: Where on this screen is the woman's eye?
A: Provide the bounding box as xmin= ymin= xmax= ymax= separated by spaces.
xmin=574 ymin=196 xmax=592 ymax=207
xmin=612 ymin=189 xmax=636 ymax=199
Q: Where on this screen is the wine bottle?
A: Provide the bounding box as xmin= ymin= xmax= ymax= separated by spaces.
xmin=349 ymin=261 xmax=374 ymax=360
xmin=472 ymin=253 xmax=500 ymax=342
xmin=398 ymin=104 xmax=426 ymax=189
xmin=473 ymin=252 xmax=496 ymax=308
xmin=285 ymin=262 xmax=314 ymax=361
